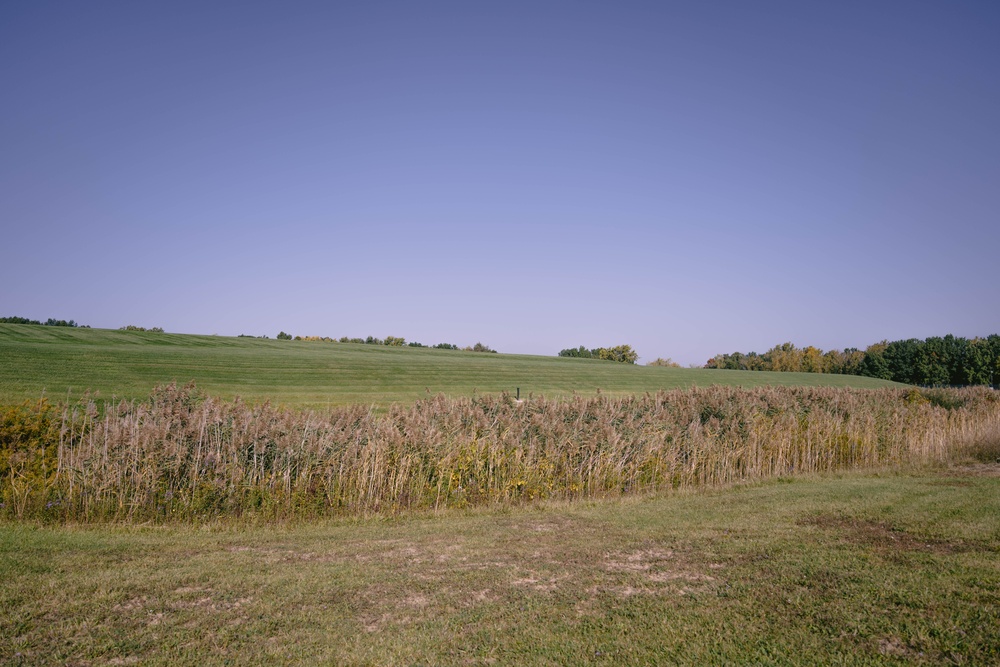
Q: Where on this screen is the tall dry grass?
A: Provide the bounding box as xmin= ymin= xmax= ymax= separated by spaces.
xmin=3 ymin=383 xmax=998 ymax=522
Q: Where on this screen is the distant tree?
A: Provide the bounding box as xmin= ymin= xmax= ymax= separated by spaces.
xmin=408 ymin=342 xmax=425 ymax=347
xmin=884 ymin=339 xmax=923 ymax=385
xmin=647 ymin=357 xmax=681 ymax=368
xmin=724 ymin=351 xmax=748 ymax=371
xmin=768 ymin=342 xmax=803 ymax=372
xmin=595 ymin=344 xmax=638 ymax=364
xmin=823 ymin=349 xmax=846 ymax=374
xmin=802 ymin=346 xmax=825 ymax=373
xmin=940 ymin=334 xmax=970 ymax=386
xmin=858 ymin=342 xmax=891 ymax=380
xmin=989 ymin=335 xmax=1000 ymax=387
xmin=965 ymin=337 xmax=997 ymax=386
xmin=45 ymin=318 xmax=78 ymax=327
xmin=276 ymin=331 xmax=292 ymax=340
xmin=433 ymin=343 xmax=458 ymax=350
xmin=1 ymin=316 xmax=43 ymax=325
xmin=466 ymin=342 xmax=497 ymax=353
xmin=840 ymin=348 xmax=866 ymax=376
xmin=384 ymin=336 xmax=406 ymax=347
xmin=559 ymin=346 xmax=594 ymax=359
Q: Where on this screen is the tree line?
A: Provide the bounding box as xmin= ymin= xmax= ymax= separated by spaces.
xmin=1 ymin=316 xmax=87 ymax=327
xmin=276 ymin=333 xmax=497 ymax=353
xmin=2 ymin=317 xmax=166 ymax=332
xmin=705 ymin=335 xmax=1000 ymax=386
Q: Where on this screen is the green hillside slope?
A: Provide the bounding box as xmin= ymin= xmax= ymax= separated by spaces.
xmin=0 ymin=324 xmax=902 ymax=407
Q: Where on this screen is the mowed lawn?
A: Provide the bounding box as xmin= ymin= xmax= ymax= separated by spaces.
xmin=0 ymin=325 xmax=900 ymax=408
xmin=2 ymin=468 xmax=998 ymax=666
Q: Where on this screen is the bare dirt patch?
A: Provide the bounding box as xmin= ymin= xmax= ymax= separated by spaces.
xmin=876 ymin=636 xmax=921 ymax=659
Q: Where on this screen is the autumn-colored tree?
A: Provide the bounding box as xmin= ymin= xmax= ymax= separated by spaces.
xmin=596 ymin=344 xmax=639 ymax=364
xmin=768 ymin=343 xmax=803 ymax=372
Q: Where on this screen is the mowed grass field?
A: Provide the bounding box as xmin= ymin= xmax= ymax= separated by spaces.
xmin=0 ymin=324 xmax=900 ymax=408
xmin=3 ymin=468 xmax=999 ymax=666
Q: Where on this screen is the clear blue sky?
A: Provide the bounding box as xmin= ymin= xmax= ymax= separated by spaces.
xmin=2 ymin=1 xmax=998 ymax=365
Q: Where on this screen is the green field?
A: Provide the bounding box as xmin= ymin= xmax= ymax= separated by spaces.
xmin=0 ymin=324 xmax=900 ymax=408
xmin=3 ymin=468 xmax=998 ymax=665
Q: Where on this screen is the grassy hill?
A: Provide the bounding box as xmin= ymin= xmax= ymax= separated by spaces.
xmin=0 ymin=324 xmax=902 ymax=407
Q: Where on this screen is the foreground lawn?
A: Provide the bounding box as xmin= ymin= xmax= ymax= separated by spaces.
xmin=3 ymin=467 xmax=998 ymax=665
xmin=0 ymin=324 xmax=899 ymax=408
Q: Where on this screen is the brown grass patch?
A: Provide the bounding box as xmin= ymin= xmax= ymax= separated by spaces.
xmin=799 ymin=514 xmax=988 ymax=555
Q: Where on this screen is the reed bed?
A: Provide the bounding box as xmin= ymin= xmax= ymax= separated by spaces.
xmin=2 ymin=383 xmax=998 ymax=522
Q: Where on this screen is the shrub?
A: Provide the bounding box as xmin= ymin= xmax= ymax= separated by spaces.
xmin=0 ymin=399 xmax=66 ymax=519
xmin=276 ymin=332 xmax=292 ymax=340
xmin=647 ymin=358 xmax=681 ymax=367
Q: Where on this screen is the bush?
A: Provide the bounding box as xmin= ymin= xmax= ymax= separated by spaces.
xmin=0 ymin=399 xmax=63 ymax=519
xmin=595 ymin=345 xmax=639 ymax=364
xmin=276 ymin=332 xmax=292 ymax=340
